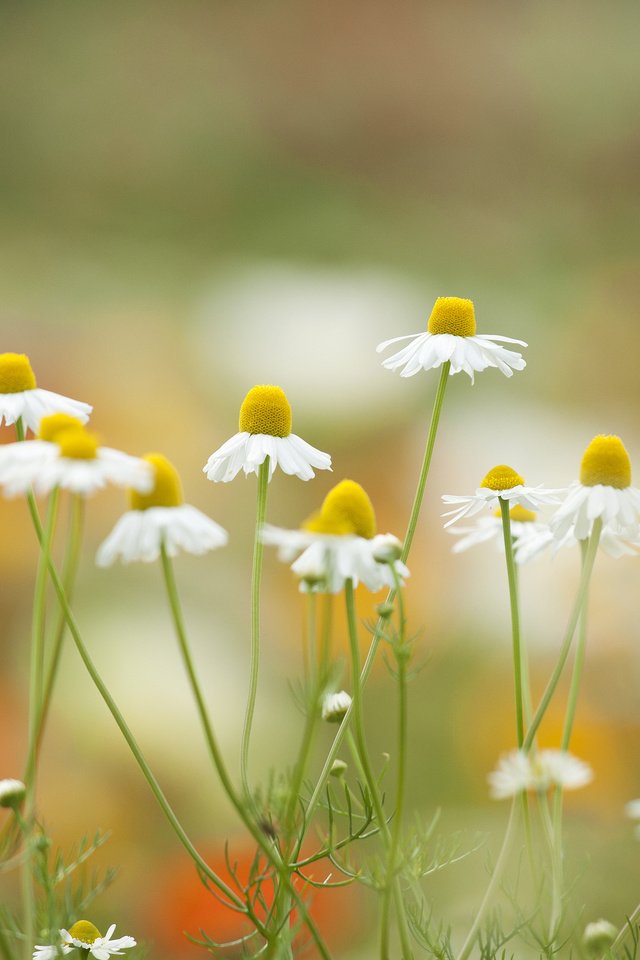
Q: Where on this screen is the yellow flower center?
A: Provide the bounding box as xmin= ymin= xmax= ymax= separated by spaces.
xmin=305 ymin=479 xmax=377 ymax=539
xmin=56 ymin=428 xmax=98 ymax=460
xmin=130 ymin=453 xmax=183 ymax=510
xmin=427 ymin=297 xmax=476 ymax=337
xmin=480 ymin=465 xmax=525 ymax=491
xmin=239 ymin=385 xmax=292 ymax=437
xmin=579 ymin=434 xmax=631 ymax=489
xmin=494 ymin=504 xmax=537 ymax=522
xmin=0 ymin=353 xmax=37 ymax=393
xmin=67 ymin=921 xmax=102 ymax=945
xmin=38 ymin=413 xmax=84 ymax=442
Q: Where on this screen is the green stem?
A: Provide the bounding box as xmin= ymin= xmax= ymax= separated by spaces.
xmin=548 ymin=789 xmax=564 ymax=942
xmin=456 ymin=800 xmax=518 ymax=960
xmin=523 ymin=518 xmax=602 ymax=751
xmin=241 ymin=457 xmax=270 ymax=800
xmin=499 ymin=500 xmax=524 ymax=747
xmin=561 ymin=539 xmax=590 ymax=751
xmin=0 ymin=925 xmax=15 ymax=960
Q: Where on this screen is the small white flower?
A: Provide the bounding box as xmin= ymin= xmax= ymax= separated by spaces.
xmin=97 ymin=454 xmax=228 ymax=565
xmin=33 ymin=945 xmax=72 ymax=960
xmin=322 ymin=691 xmax=352 ymax=723
xmin=582 ymin=919 xmax=618 ymax=957
xmin=551 ymin=435 xmax=640 ymax=541
xmin=204 ymin=385 xmax=331 ymax=483
xmin=488 ymin=749 xmax=593 ymax=800
xmin=35 ymin=922 xmax=135 ymax=960
xmin=0 ymin=353 xmax=91 ymax=434
xmin=515 ymin=521 xmax=640 ymax=564
xmin=0 ymin=419 xmax=152 ymax=498
xmin=0 ymin=778 xmax=26 ymax=808
xmin=442 ymin=464 xmax=559 ymax=529
xmin=262 ymin=480 xmax=409 ymax=594
xmin=377 ymin=296 xmax=526 ymax=383
xmin=448 ymin=504 xmax=550 ymax=561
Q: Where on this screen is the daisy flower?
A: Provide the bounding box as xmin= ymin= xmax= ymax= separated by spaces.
xmin=203 ymin=384 xmax=331 ymax=482
xmin=0 ymin=352 xmax=91 ymax=433
xmin=442 ymin=464 xmax=559 ymax=529
xmin=322 ymin=691 xmax=352 ymax=723
xmin=262 ymin=478 xmax=409 ymax=593
xmin=0 ymin=415 xmax=152 ymax=498
xmin=0 ymin=778 xmax=26 ymax=808
xmin=551 ymin=434 xmax=640 ymax=541
xmin=97 ymin=453 xmax=228 ymax=565
xmin=514 ymin=520 xmax=640 ymax=564
xmin=448 ymin=503 xmax=549 ymax=559
xmin=376 ymin=296 xmax=527 ymax=383
xmin=34 ymin=921 xmax=136 ymax=960
xmin=488 ymin=748 xmax=593 ymax=800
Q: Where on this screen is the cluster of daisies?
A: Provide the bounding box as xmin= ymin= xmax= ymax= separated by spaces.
xmin=3 ymin=295 xmax=640 ymax=951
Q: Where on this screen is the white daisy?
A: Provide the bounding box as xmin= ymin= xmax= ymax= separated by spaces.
xmin=551 ymin=435 xmax=640 ymax=541
xmin=376 ymin=296 xmax=527 ymax=383
xmin=97 ymin=453 xmax=228 ymax=565
xmin=0 ymin=778 xmax=26 ymax=808
xmin=0 ymin=415 xmax=152 ymax=498
xmin=488 ymin=748 xmax=593 ymax=800
xmin=514 ymin=520 xmax=640 ymax=564
xmin=262 ymin=479 xmax=409 ymax=594
xmin=448 ymin=504 xmax=550 ymax=560
xmin=322 ymin=691 xmax=352 ymax=723
xmin=35 ymin=921 xmax=135 ymax=960
xmin=203 ymin=384 xmax=331 ymax=482
xmin=442 ymin=464 xmax=559 ymax=529
xmin=0 ymin=352 xmax=91 ymax=433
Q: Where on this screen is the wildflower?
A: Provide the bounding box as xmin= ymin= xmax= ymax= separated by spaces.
xmin=582 ymin=919 xmax=617 ymax=957
xmin=34 ymin=921 xmax=136 ymax=960
xmin=551 ymin=435 xmax=640 ymax=541
xmin=448 ymin=504 xmax=546 ymax=558
xmin=442 ymin=465 xmax=559 ymax=529
xmin=0 ymin=778 xmax=26 ymax=808
xmin=488 ymin=749 xmax=593 ymax=800
xmin=0 ymin=416 xmax=153 ymax=498
xmin=322 ymin=691 xmax=352 ymax=723
xmin=262 ymin=479 xmax=409 ymax=593
xmin=0 ymin=352 xmax=91 ymax=433
xmin=514 ymin=520 xmax=640 ymax=564
xmin=376 ymin=296 xmax=526 ymax=383
xmin=97 ymin=453 xmax=228 ymax=565
xmin=203 ymin=385 xmax=331 ymax=482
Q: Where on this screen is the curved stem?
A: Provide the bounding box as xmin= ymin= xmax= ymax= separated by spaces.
xmin=499 ymin=500 xmax=524 ymax=747
xmin=241 ymin=458 xmax=270 ymax=799
xmin=523 ymin=519 xmax=602 ymax=751
xmin=456 ymin=800 xmax=518 ymax=960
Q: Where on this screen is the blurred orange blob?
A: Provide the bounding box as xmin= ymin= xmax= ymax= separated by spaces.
xmin=145 ymin=839 xmax=365 ymax=958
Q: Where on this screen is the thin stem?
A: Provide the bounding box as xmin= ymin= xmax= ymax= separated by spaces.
xmin=241 ymin=458 xmax=270 ymax=799
xmin=561 ymin=539 xmax=590 ymax=751
xmin=499 ymin=500 xmax=524 ymax=747
xmin=523 ymin=519 xmax=602 ymax=751
xmin=548 ymin=789 xmax=564 ymax=942
xmin=456 ymin=800 xmax=518 ymax=960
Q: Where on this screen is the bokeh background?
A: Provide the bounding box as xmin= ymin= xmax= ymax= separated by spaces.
xmin=1 ymin=1 xmax=640 ymax=956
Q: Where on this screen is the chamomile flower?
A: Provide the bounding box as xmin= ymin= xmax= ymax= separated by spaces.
xmin=0 ymin=352 xmax=91 ymax=433
xmin=376 ymin=296 xmax=526 ymax=383
xmin=203 ymin=384 xmax=331 ymax=482
xmin=442 ymin=464 xmax=559 ymax=529
xmin=0 ymin=416 xmax=152 ymax=498
xmin=488 ymin=749 xmax=593 ymax=800
xmin=97 ymin=453 xmax=228 ymax=565
xmin=0 ymin=778 xmax=26 ymax=808
xmin=34 ymin=921 xmax=136 ymax=960
xmin=448 ymin=503 xmax=548 ymax=559
xmin=514 ymin=520 xmax=640 ymax=564
xmin=262 ymin=479 xmax=409 ymax=593
xmin=551 ymin=435 xmax=640 ymax=541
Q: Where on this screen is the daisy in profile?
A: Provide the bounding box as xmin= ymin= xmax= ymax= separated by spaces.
xmin=376 ymin=296 xmax=527 ymax=383
xmin=203 ymin=384 xmax=331 ymax=483
xmin=0 ymin=352 xmax=91 ymax=433
xmin=448 ymin=504 xmax=549 ymax=558
xmin=488 ymin=748 xmax=593 ymax=800
xmin=0 ymin=414 xmax=152 ymax=498
xmin=262 ymin=478 xmax=409 ymax=593
xmin=97 ymin=453 xmax=228 ymax=565
xmin=442 ymin=464 xmax=559 ymax=529
xmin=551 ymin=435 xmax=640 ymax=541
xmin=34 ymin=920 xmax=136 ymax=960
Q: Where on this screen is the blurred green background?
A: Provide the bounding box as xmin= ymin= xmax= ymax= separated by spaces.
xmin=1 ymin=1 xmax=640 ymax=955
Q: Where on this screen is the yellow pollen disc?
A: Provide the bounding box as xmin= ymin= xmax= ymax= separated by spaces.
xmin=38 ymin=413 xmax=84 ymax=442
xmin=508 ymin=504 xmax=536 ymax=523
xmin=316 ymin=479 xmax=377 ymax=539
xmin=427 ymin=297 xmax=476 ymax=337
xmin=67 ymin=921 xmax=102 ymax=945
xmin=0 ymin=353 xmax=37 ymax=393
xmin=303 ymin=508 xmax=354 ymax=536
xmin=56 ymin=428 xmax=99 ymax=460
xmin=239 ymin=385 xmax=292 ymax=437
xmin=480 ymin=465 xmax=525 ymax=491
xmin=130 ymin=453 xmax=183 ymax=510
xmin=579 ymin=434 xmax=631 ymax=489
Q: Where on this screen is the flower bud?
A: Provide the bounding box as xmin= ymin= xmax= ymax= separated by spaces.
xmin=322 ymin=691 xmax=352 ymax=723
xmin=330 ymin=759 xmax=348 ymax=778
xmin=0 ymin=779 xmax=26 ymax=809
xmin=372 ymin=535 xmax=403 ymax=564
xmin=583 ymin=919 xmax=617 ymax=957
